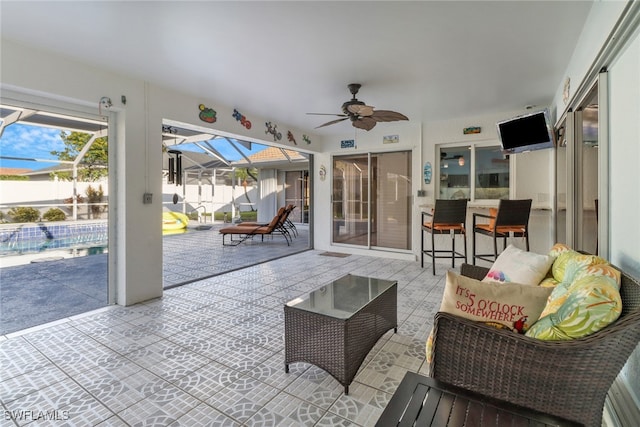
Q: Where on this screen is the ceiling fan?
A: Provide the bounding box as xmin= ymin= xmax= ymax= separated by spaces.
xmin=440 ymin=152 xmax=464 ymax=160
xmin=308 ymin=83 xmax=408 ymax=131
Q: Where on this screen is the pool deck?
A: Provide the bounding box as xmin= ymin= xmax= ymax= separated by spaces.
xmin=0 ymin=222 xmax=309 ymax=336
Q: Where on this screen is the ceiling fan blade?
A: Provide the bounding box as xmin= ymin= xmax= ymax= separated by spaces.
xmin=370 ymin=110 xmax=409 ymax=122
xmin=353 ymin=117 xmax=377 ymax=131
xmin=315 ymin=117 xmax=349 ymax=129
xmin=307 ymin=112 xmax=347 ymax=116
xmin=346 ymin=104 xmax=375 ymax=116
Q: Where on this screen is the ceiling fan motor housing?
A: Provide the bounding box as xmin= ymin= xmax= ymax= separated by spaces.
xmin=342 ymin=100 xmax=365 ymax=118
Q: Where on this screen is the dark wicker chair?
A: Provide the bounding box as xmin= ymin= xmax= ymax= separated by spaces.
xmin=421 ymin=199 xmax=468 ymax=275
xmin=472 ymin=198 xmax=532 ymax=264
xmin=429 ymin=263 xmax=640 ymax=427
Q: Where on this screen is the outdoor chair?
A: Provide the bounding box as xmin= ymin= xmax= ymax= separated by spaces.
xmin=283 ymin=204 xmax=298 ymax=237
xmin=421 ymin=199 xmax=468 ymax=275
xmin=236 ymin=205 xmax=296 ymax=240
xmin=472 ymin=198 xmax=532 ymax=265
xmin=429 ymin=263 xmax=640 ymax=427
xmin=219 ymin=207 xmax=291 ymax=246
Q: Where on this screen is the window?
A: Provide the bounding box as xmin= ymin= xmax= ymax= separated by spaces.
xmin=474 ymin=146 xmax=509 ymax=200
xmin=439 ymin=147 xmax=470 ymax=200
xmin=438 ymin=144 xmax=510 ymax=201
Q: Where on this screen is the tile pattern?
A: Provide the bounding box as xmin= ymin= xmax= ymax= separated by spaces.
xmin=162 ymin=224 xmax=310 ymax=288
xmin=0 ymin=223 xmax=309 ymax=335
xmin=0 ymin=251 xmax=446 ymax=426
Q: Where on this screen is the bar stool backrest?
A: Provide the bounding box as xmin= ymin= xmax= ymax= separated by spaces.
xmin=432 ymin=199 xmax=468 ymax=225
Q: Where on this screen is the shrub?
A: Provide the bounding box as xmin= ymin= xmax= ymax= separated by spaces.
xmin=240 ymin=211 xmax=257 ymax=222
xmin=0 ymin=175 xmax=29 ymax=181
xmin=63 ymin=195 xmax=85 ymax=204
xmin=85 ymin=185 xmax=105 ymax=218
xmin=8 ymin=206 xmax=40 ymax=223
xmin=43 ymin=208 xmax=66 ymax=222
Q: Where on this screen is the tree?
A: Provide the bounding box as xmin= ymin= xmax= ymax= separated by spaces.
xmin=234 ymin=168 xmax=258 ymax=211
xmin=50 ymin=131 xmax=108 ymax=181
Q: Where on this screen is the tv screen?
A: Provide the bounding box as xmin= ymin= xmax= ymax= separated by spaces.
xmin=496 ymin=109 xmax=555 ymax=154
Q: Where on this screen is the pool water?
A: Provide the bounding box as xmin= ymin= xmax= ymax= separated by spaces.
xmin=0 ymin=221 xmax=108 ymax=256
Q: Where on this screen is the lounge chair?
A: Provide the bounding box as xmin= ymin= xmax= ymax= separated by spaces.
xmin=283 ymin=204 xmax=298 ymax=237
xmin=219 ymin=207 xmax=291 ymax=246
xmin=235 ymin=205 xmax=297 ymax=239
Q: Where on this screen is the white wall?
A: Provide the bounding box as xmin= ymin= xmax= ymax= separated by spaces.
xmin=1 ymin=39 xmax=158 ymax=306
xmin=608 ymin=26 xmax=640 ymax=401
xmin=548 ymin=0 xmax=640 ymax=413
xmin=550 ymin=1 xmax=628 ymax=118
xmin=1 ymin=39 xmax=319 ymax=306
xmin=423 ymin=109 xmax=554 ymax=208
xmin=311 ymin=108 xmax=558 ymax=261
xmin=313 ymin=122 xmax=421 ymax=260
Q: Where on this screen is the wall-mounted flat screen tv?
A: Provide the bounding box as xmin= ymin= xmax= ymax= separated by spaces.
xmin=496 ymin=109 xmax=555 ymax=154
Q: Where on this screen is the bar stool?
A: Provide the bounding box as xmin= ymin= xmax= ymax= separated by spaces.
xmin=421 ymin=199 xmax=468 ymax=275
xmin=472 ymin=199 xmax=532 ymax=265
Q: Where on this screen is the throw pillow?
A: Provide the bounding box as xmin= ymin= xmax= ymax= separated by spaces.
xmin=525 ymin=272 xmax=622 ymax=340
xmin=441 ymin=271 xmax=553 ymax=332
xmin=482 ymin=244 xmax=554 ymax=286
xmin=550 ymin=249 xmax=608 ymax=285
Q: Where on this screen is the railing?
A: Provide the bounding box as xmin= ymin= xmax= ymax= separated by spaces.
xmin=191 ymin=205 xmax=207 ymax=223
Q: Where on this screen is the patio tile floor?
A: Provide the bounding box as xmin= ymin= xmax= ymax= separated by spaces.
xmin=0 ymin=223 xmax=309 ymax=335
xmin=0 ymin=249 xmax=444 ymax=426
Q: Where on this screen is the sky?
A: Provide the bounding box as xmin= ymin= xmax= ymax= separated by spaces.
xmin=0 ymin=124 xmax=64 ymax=170
xmin=0 ymin=122 xmax=267 ymax=171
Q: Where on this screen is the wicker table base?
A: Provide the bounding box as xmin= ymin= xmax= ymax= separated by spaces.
xmin=284 ymin=275 xmax=397 ymax=394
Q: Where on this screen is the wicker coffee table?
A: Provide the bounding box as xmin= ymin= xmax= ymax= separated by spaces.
xmin=284 ymin=274 xmax=397 ymax=394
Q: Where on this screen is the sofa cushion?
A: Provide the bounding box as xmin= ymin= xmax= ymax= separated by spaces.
xmin=441 ymin=271 xmax=553 ymax=332
xmin=526 ymin=252 xmax=622 ymax=340
xmin=426 ymin=271 xmax=553 ymax=363
xmin=482 ymin=244 xmax=555 ymax=286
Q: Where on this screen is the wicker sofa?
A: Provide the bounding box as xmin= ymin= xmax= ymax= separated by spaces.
xmin=429 ymin=263 xmax=640 ymax=427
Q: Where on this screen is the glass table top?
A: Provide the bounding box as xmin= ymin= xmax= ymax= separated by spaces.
xmin=285 ymin=274 xmax=397 ymax=319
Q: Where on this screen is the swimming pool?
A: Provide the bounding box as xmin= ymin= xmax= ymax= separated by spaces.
xmin=0 ymin=221 xmax=108 ymax=256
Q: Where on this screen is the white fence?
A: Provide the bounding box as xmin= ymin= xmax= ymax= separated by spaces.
xmin=0 ymin=179 xmax=257 ymax=221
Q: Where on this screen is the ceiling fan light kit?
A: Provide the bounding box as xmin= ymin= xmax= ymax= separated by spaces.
xmin=309 ymin=83 xmax=408 ymax=131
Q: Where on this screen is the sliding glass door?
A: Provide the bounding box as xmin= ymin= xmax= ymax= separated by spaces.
xmin=555 ymin=82 xmax=601 ymax=255
xmin=332 ymin=151 xmax=411 ymax=250
xmin=285 ymin=170 xmax=309 ymax=224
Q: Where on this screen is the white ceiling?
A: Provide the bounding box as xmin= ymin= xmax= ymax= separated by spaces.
xmin=0 ymin=1 xmax=594 ymax=136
